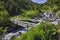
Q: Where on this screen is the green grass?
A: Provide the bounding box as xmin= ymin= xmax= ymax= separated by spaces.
xmin=12 ymin=22 xmax=57 ymax=40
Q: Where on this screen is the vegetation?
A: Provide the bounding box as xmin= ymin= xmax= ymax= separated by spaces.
xmin=0 ymin=27 xmax=7 ymax=36
xmin=0 ymin=10 xmax=9 ymax=23
xmin=13 ymin=23 xmax=57 ymax=40
xmin=0 ymin=0 xmax=60 ymax=40
xmin=56 ymin=11 xmax=60 ymax=17
xmin=18 ymin=10 xmax=39 ymax=19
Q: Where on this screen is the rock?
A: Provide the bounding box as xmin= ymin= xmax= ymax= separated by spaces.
xmin=51 ymin=21 xmax=58 ymax=25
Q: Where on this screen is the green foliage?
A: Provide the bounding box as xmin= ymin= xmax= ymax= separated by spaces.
xmin=10 ymin=35 xmax=17 ymax=40
xmin=0 ymin=27 xmax=7 ymax=36
xmin=14 ymin=23 xmax=57 ymax=40
xmin=19 ymin=10 xmax=39 ymax=19
xmin=0 ymin=0 xmax=60 ymax=40
xmin=0 ymin=10 xmax=9 ymax=23
xmin=0 ymin=0 xmax=60 ymax=16
xmin=41 ymin=5 xmax=58 ymax=12
xmin=56 ymin=11 xmax=60 ymax=17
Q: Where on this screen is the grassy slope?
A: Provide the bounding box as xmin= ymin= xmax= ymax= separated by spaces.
xmin=13 ymin=22 xmax=57 ymax=40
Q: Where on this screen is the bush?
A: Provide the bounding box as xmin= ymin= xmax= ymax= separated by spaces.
xmin=10 ymin=35 xmax=17 ymax=40
xmin=56 ymin=11 xmax=60 ymax=17
xmin=0 ymin=10 xmax=9 ymax=23
xmin=20 ymin=10 xmax=39 ymax=18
